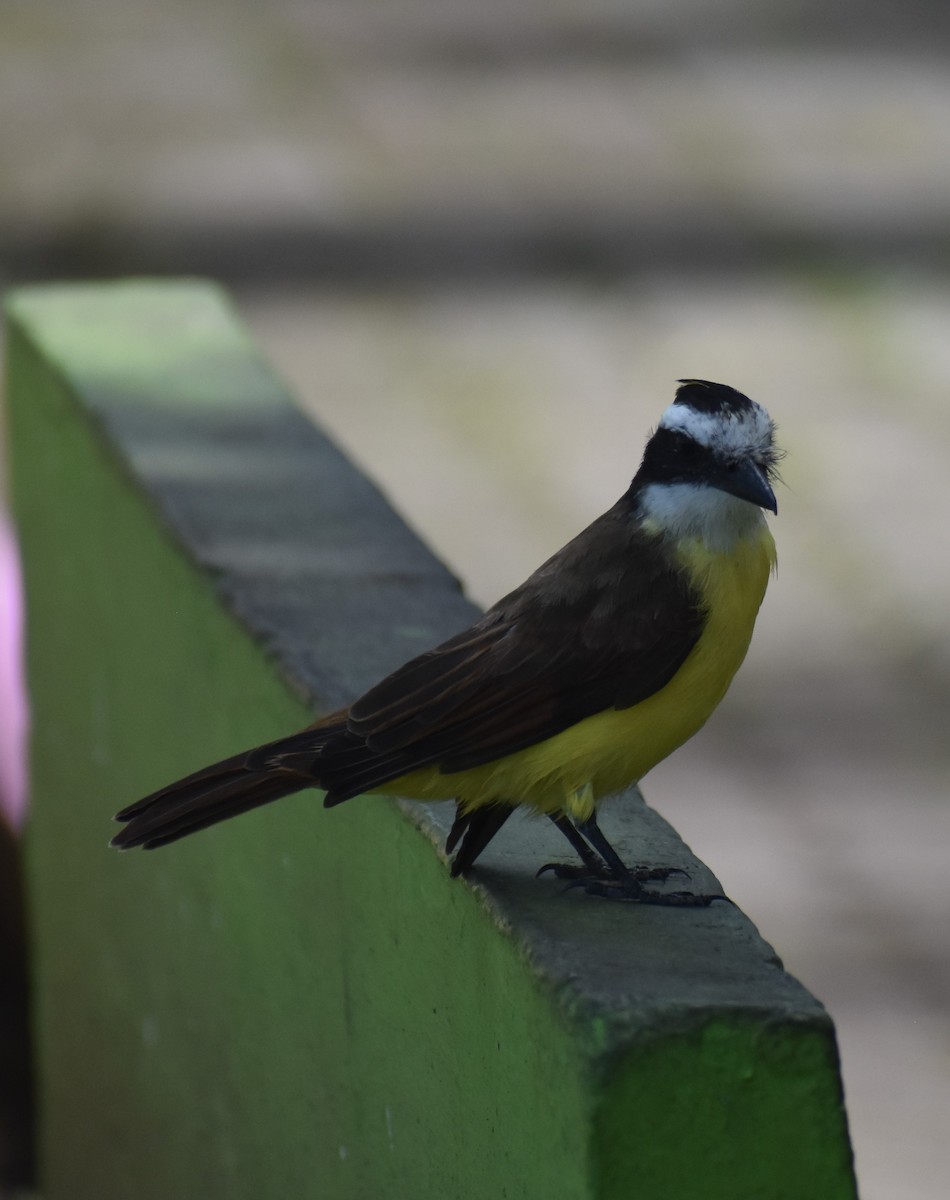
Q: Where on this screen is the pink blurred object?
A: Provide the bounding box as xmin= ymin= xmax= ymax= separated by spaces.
xmin=0 ymin=512 xmax=28 ymax=832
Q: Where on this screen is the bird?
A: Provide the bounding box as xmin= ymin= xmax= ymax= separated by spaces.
xmin=112 ymin=379 xmax=781 ymax=905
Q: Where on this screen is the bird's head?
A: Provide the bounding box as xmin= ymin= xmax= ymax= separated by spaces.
xmin=636 ymin=380 xmax=781 ymax=514
xmin=631 ymin=381 xmax=783 ymax=549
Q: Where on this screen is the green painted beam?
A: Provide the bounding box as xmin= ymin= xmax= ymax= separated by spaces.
xmin=6 ymin=279 xmax=857 ymax=1200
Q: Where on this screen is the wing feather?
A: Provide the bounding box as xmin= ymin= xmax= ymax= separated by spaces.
xmin=300 ymin=501 xmax=705 ymax=798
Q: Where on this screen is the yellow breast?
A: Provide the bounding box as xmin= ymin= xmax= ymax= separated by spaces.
xmin=383 ymin=525 xmax=776 ymax=818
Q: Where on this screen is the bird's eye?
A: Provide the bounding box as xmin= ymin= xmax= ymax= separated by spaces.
xmin=676 ymin=437 xmax=702 ymax=461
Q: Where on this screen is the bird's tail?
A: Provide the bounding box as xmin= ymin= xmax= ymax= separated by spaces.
xmin=111 ymin=753 xmax=309 ymax=850
xmin=111 ymin=716 xmax=347 ymax=850
xmin=112 ymin=713 xmax=512 ymax=874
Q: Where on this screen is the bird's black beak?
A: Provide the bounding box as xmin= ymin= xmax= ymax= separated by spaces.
xmin=713 ymin=459 xmax=778 ymax=514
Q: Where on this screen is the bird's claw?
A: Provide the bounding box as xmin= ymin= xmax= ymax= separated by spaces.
xmin=539 ymin=861 xmax=690 ymax=884
xmin=633 ymin=865 xmax=691 ymax=883
xmin=537 ymin=860 xmax=611 ymax=881
xmin=561 ymin=875 xmax=728 ymax=907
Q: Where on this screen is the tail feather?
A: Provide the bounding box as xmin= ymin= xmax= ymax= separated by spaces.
xmin=112 ymin=714 xmax=353 ymax=850
xmin=113 ymin=712 xmax=515 ymax=872
xmin=115 ymin=748 xmax=256 ymax=823
xmin=111 ymin=765 xmax=309 ymax=850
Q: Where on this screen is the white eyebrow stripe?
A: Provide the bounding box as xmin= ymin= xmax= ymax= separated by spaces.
xmin=658 ymin=404 xmax=720 ymax=443
xmin=658 ymin=402 xmax=774 ymax=456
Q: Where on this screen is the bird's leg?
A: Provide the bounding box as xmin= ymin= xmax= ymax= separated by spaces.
xmin=537 ymin=814 xmax=612 ymax=879
xmin=538 ymin=812 xmax=689 ymax=885
xmin=568 ymin=816 xmax=725 ymax=907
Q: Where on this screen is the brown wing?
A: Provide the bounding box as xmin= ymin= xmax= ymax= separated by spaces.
xmin=258 ymin=497 xmax=705 ymax=804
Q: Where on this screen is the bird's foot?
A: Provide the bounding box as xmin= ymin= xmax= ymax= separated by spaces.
xmin=564 ymin=875 xmax=728 ymax=907
xmin=537 ymin=859 xmax=611 ymax=881
xmin=634 ymin=865 xmax=691 ymax=883
xmin=539 ymin=861 xmax=689 ymax=884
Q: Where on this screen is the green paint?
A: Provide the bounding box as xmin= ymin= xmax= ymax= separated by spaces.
xmin=7 ymin=282 xmax=590 ymax=1200
xmin=9 ymin=278 xmax=285 ymax=412
xmin=6 ymin=280 xmax=857 ymax=1199
xmin=594 ymin=1019 xmax=855 ymax=1199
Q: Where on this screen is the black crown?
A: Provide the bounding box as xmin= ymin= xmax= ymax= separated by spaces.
xmin=674 ymin=380 xmax=754 ymax=416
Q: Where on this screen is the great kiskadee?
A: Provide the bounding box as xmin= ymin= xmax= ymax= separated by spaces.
xmin=113 ymin=380 xmax=780 ymax=905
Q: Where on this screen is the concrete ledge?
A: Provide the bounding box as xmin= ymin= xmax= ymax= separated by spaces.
xmin=6 ymin=280 xmax=857 ymax=1199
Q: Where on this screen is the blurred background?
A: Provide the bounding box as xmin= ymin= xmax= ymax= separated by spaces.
xmin=2 ymin=2 xmax=950 ymax=1197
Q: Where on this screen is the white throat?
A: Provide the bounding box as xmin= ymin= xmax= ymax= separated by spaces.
xmin=639 ymin=482 xmax=766 ymax=553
